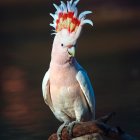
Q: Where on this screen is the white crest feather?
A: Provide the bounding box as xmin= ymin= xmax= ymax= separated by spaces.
xmin=51 ymin=32 xmax=56 ymax=36
xmin=50 ymin=0 xmax=93 ymax=34
xmin=81 ymin=19 xmax=93 ymax=26
xmin=79 ymin=11 xmax=92 ymax=20
xmin=70 ymin=0 xmax=73 ymax=5
xmin=74 ymin=7 xmax=78 ymax=17
xmin=50 ymin=13 xmax=58 ymax=21
xmin=53 ymin=3 xmax=61 ymax=13
xmin=74 ymin=0 xmax=80 ymax=6
xmin=50 ymin=23 xmax=56 ymax=28
xmin=61 ymin=1 xmax=67 ymax=12
xmin=67 ymin=1 xmax=71 ymax=11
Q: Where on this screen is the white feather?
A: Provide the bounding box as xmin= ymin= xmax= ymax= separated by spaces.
xmin=50 ymin=13 xmax=55 ymax=18
xmin=71 ymin=3 xmax=76 ymax=12
xmin=42 ymin=70 xmax=50 ymax=100
xmin=52 ymin=29 xmax=56 ymax=32
xmin=74 ymin=7 xmax=78 ymax=17
xmin=67 ymin=1 xmax=71 ymax=12
xmin=76 ymin=70 xmax=95 ymax=119
xmin=71 ymin=0 xmax=79 ymax=12
xmin=73 ymin=0 xmax=80 ymax=6
xmin=53 ymin=3 xmax=61 ymax=13
xmin=70 ymin=0 xmax=73 ymax=5
xmin=82 ymin=19 xmax=93 ymax=26
xmin=61 ymin=1 xmax=67 ymax=12
xmin=79 ymin=11 xmax=92 ymax=20
xmin=50 ymin=0 xmax=94 ymax=33
xmin=42 ymin=70 xmax=54 ymax=113
xmin=59 ymin=3 xmax=63 ymax=11
xmin=71 ymin=4 xmax=75 ymax=12
xmin=50 ymin=23 xmax=56 ymax=28
xmin=50 ymin=13 xmax=58 ymax=21
xmin=51 ymin=33 xmax=56 ymax=36
xmin=53 ymin=20 xmax=56 ymax=25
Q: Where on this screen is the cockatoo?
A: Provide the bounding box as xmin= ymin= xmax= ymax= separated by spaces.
xmin=42 ymin=0 xmax=96 ymax=139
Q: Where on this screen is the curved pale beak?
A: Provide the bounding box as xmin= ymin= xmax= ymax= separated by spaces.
xmin=68 ymin=46 xmax=75 ymax=57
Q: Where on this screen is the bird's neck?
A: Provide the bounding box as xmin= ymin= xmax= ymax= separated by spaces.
xmin=50 ymin=57 xmax=76 ymax=68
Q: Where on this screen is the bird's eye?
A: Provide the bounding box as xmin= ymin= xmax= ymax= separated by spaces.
xmin=74 ymin=44 xmax=77 ymax=48
xmin=61 ymin=43 xmax=64 ymax=47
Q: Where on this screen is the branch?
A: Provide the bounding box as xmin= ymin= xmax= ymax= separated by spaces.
xmin=48 ymin=113 xmax=137 ymax=140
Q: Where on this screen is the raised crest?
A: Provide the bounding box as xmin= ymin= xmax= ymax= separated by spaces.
xmin=50 ymin=0 xmax=93 ymax=34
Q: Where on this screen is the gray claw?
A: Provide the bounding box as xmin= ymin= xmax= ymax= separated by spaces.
xmin=67 ymin=121 xmax=79 ymax=138
xmin=57 ymin=122 xmax=69 ymax=140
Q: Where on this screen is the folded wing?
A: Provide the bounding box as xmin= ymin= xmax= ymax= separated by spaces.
xmin=76 ymin=70 xmax=95 ymax=119
xmin=42 ymin=70 xmax=54 ymax=112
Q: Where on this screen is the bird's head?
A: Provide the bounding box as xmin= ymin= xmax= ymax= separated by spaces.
xmin=50 ymin=0 xmax=93 ymax=64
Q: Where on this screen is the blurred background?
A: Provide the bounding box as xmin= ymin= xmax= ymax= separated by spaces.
xmin=0 ymin=0 xmax=140 ymax=139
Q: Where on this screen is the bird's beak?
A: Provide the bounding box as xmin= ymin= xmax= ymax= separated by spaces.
xmin=68 ymin=46 xmax=75 ymax=57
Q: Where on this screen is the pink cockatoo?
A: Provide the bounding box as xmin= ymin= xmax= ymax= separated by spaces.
xmin=42 ymin=0 xmax=96 ymax=139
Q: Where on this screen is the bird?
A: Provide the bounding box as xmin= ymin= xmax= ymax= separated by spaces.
xmin=42 ymin=0 xmax=96 ymax=139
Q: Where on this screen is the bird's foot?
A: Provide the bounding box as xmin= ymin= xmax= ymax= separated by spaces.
xmin=67 ymin=120 xmax=80 ymax=139
xmin=57 ymin=122 xmax=69 ymax=140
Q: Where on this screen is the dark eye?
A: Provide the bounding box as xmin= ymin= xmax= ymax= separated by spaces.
xmin=61 ymin=43 xmax=64 ymax=47
xmin=74 ymin=44 xmax=77 ymax=48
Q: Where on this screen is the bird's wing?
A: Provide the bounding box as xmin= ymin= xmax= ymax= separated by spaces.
xmin=42 ymin=70 xmax=54 ymax=112
xmin=76 ymin=70 xmax=95 ymax=119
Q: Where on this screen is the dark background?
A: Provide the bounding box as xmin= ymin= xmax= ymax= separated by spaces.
xmin=0 ymin=0 xmax=140 ymax=139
